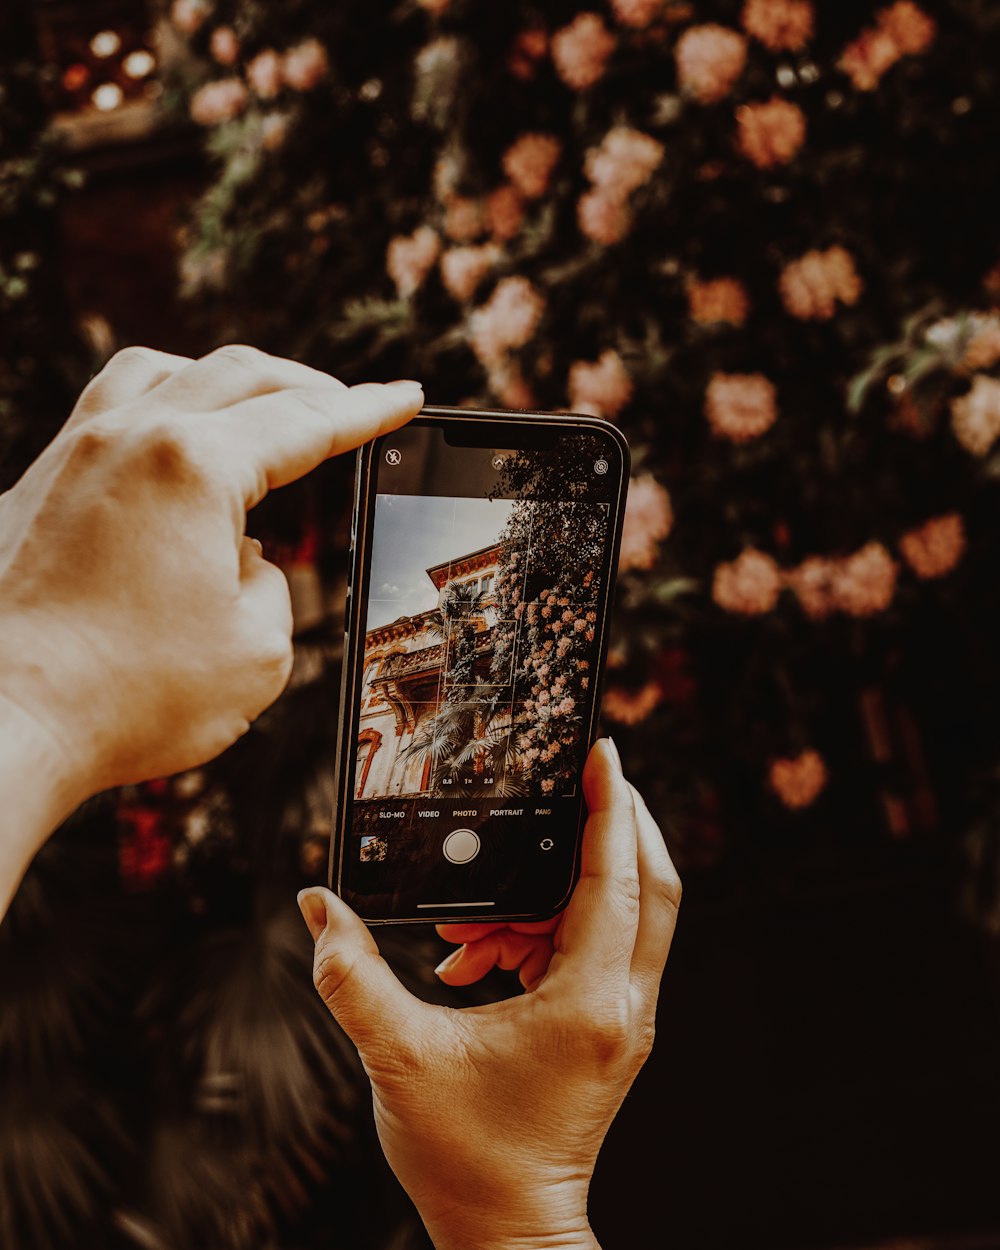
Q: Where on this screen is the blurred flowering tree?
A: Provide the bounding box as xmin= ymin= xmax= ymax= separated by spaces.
xmin=169 ymin=0 xmax=1000 ymax=881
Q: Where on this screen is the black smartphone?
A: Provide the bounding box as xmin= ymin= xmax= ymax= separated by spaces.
xmin=329 ymin=406 xmax=629 ymax=925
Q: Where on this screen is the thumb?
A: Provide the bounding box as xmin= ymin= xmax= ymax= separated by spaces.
xmin=298 ymin=887 xmax=427 ymax=1058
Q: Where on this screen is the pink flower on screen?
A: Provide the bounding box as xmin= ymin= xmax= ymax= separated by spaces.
xmin=899 ymin=514 xmax=966 ymax=579
xmin=951 ymin=375 xmax=1000 ymax=456
xmin=551 ymin=13 xmax=616 ymax=91
xmin=619 ymin=474 xmax=673 ymax=573
xmin=784 ymin=556 xmax=838 ymax=621
xmin=839 ymin=2 xmax=935 ymax=90
xmin=878 ymin=1 xmax=936 ymax=55
xmin=444 ymin=196 xmax=485 ymax=243
xmin=189 ymin=78 xmax=248 ymax=126
xmin=584 ymin=127 xmax=664 ymax=197
xmin=741 ymin=0 xmax=814 ymax=52
xmin=502 ymin=134 xmax=561 ymax=200
xmin=736 ymin=97 xmax=806 ymax=169
xmin=768 ymin=750 xmax=828 ymax=808
xmin=611 ymin=0 xmax=666 ymax=29
xmin=386 ymin=225 xmax=440 ymax=299
xmin=779 ymin=246 xmax=862 ymax=320
xmin=705 ymin=372 xmax=778 ymax=443
xmin=568 ymin=349 xmax=634 ymax=418
xmin=832 ymin=542 xmax=897 ymax=616
xmin=247 ymin=50 xmax=283 ymax=99
xmin=712 ymin=549 xmax=782 ymax=615
xmin=283 ymin=39 xmax=328 ymax=92
xmin=674 ymin=24 xmax=748 ymax=104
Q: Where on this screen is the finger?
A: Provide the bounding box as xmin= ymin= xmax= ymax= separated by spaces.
xmin=628 ymin=785 xmax=682 ymax=1003
xmin=211 ymin=378 xmax=424 ymax=507
xmin=434 ymin=931 xmax=543 ymax=986
xmin=434 ymin=916 xmax=561 ymax=945
xmin=237 ymin=536 xmax=294 ymax=639
xmin=156 ymin=344 xmax=348 ymax=411
xmin=546 ymin=739 xmax=640 ymax=991
xmin=67 ymin=346 xmax=192 ymax=428
xmin=298 ymin=887 xmax=431 ymax=1057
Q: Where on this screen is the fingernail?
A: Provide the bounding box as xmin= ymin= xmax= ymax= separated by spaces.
xmin=434 ymin=947 xmax=464 ymax=977
xmin=605 ymin=736 xmax=623 ymax=774
xmin=387 ymin=379 xmax=423 ymax=390
xmin=297 ymin=888 xmax=330 ymax=942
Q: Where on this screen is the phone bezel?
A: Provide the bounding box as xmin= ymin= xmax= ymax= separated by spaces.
xmin=330 ymin=405 xmax=630 ymax=925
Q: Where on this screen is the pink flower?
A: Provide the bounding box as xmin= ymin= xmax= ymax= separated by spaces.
xmin=574 ymin=618 xmax=587 ymax=633
xmin=675 ymin=24 xmax=748 ymax=104
xmin=741 ymin=0 xmax=814 ymax=52
xmin=687 ymin=276 xmax=750 ymax=326
xmin=951 ymin=375 xmax=1000 ymax=456
xmin=779 ymin=246 xmax=862 ymax=320
xmin=440 ymin=244 xmax=499 ymax=301
xmin=705 ymin=372 xmax=778 ymax=443
xmin=578 ymin=189 xmax=630 ymax=246
xmin=189 ymin=78 xmax=249 ymax=126
xmin=736 ymin=97 xmax=806 ymax=168
xmin=509 ymin=28 xmax=549 ymax=79
xmin=611 ymin=0 xmax=667 ymax=29
xmin=899 ymin=514 xmax=966 ymax=580
xmin=557 ymin=697 xmax=577 ymax=715
xmin=784 ymin=557 xmax=838 ymax=621
xmin=171 ymin=0 xmax=209 ymax=36
xmin=470 ymin=276 xmax=545 ymax=367
xmin=584 ymin=127 xmax=664 ymax=197
xmin=417 ymin=0 xmax=450 ymax=12
xmin=603 ymin=681 xmax=663 ymax=725
xmin=247 ymin=49 xmax=283 ymax=99
xmin=962 ymin=314 xmax=1000 ymax=371
xmin=488 ymin=361 xmax=535 ymax=409
xmin=503 ymin=133 xmax=561 ymax=200
xmin=619 ymin=474 xmax=673 ymax=572
xmin=259 ymin=112 xmax=290 ymax=151
xmin=713 ymin=549 xmax=782 ymax=615
xmin=444 ymin=195 xmax=485 ymax=243
xmin=839 ymin=3 xmax=935 ymax=90
xmin=386 ymin=225 xmax=440 ymax=298
xmin=541 ymin=778 xmax=556 ymax=793
xmin=486 ymin=184 xmax=524 ymax=242
xmin=551 ymin=13 xmax=616 ymax=91
xmin=769 ymin=750 xmax=827 ymax=808
xmin=832 ymin=542 xmax=897 ymax=616
xmin=283 ymin=38 xmax=328 ymax=92
xmin=209 ymin=26 xmax=239 ymax=66
xmin=568 ymin=349 xmax=634 ymax=419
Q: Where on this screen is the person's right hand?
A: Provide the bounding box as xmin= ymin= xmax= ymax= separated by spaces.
xmin=299 ymin=740 xmax=681 ymax=1250
xmin=0 ymin=344 xmax=423 ymax=812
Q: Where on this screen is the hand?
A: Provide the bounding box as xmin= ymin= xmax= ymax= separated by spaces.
xmin=0 ymin=344 xmax=422 ymax=812
xmin=298 ymin=740 xmax=681 ymax=1250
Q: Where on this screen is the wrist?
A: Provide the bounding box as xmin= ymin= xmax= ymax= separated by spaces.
xmin=418 ymin=1180 xmax=598 ymax=1250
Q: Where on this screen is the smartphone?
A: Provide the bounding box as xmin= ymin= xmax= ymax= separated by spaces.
xmin=329 ymin=406 xmax=629 ymax=925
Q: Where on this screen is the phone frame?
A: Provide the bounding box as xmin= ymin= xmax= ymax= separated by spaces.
xmin=329 ymin=405 xmax=630 ymax=925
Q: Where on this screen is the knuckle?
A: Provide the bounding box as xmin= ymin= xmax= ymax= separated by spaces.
xmin=208 ymin=343 xmax=269 ymax=372
xmin=650 ymin=865 xmax=682 ymax=917
xmin=313 ymin=949 xmax=351 ymax=1006
xmin=583 ymin=999 xmax=632 ymax=1065
xmin=136 ymin=421 xmax=205 ymax=483
xmin=107 ymin=344 xmax=159 ymax=372
xmin=66 ymin=421 xmax=115 ymax=467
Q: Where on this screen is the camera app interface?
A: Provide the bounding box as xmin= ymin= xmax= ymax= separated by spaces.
xmin=344 ymin=422 xmax=622 ymax=917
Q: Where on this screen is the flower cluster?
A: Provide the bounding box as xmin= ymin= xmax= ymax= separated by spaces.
xmin=705 ymin=372 xmax=778 ymax=443
xmin=741 ymin=0 xmax=814 ymax=52
xmin=779 ymin=246 xmax=862 ymax=320
xmin=769 ymin=750 xmax=828 ymax=808
xmin=822 ymin=542 xmax=897 ymax=618
xmin=712 ymin=549 xmax=783 ymax=615
xmin=440 ymin=244 xmax=500 ymax=303
xmin=736 ymin=97 xmax=806 ymax=169
xmin=386 ymin=226 xmax=440 ymax=299
xmin=567 ymin=349 xmax=634 ymax=419
xmin=578 ymin=126 xmax=664 ymax=246
xmin=469 ymin=276 xmax=545 ymax=368
xmin=951 ymin=375 xmax=1000 ymax=456
xmin=839 ymin=1 xmax=936 ymax=92
xmin=502 ymin=134 xmax=561 ymax=200
xmin=618 ymin=474 xmax=673 ymax=572
xmin=674 ymin=24 xmax=748 ymax=104
xmin=189 ymin=77 xmax=248 ymax=127
xmin=899 ymin=514 xmax=966 ymax=580
xmin=184 ymin=29 xmax=329 ymax=128
xmin=551 ymin=13 xmax=616 ymax=91
xmin=687 ymin=277 xmax=750 ymax=326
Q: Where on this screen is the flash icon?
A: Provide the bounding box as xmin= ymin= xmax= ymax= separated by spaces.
xmin=385 ymin=448 xmax=402 ymax=466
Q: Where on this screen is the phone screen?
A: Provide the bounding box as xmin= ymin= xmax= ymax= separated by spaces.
xmin=333 ymin=412 xmax=627 ymax=923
